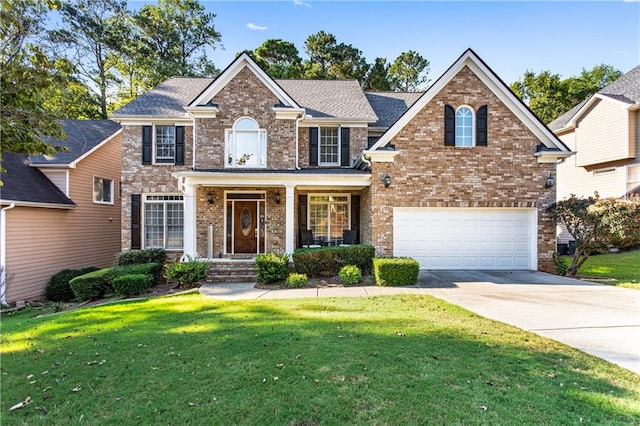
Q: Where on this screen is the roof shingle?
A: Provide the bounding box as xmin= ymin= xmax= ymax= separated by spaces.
xmin=365 ymin=92 xmax=423 ymax=128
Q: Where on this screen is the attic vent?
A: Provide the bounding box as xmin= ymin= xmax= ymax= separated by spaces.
xmin=593 ymin=167 xmax=616 ymax=175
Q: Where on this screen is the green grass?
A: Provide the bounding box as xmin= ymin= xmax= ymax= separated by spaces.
xmin=1 ymin=294 xmax=639 ymax=425
xmin=564 ymin=249 xmax=640 ymax=289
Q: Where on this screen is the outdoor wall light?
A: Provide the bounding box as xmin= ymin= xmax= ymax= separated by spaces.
xmin=380 ymin=173 xmax=391 ymax=188
xmin=274 ymin=192 xmax=281 ymax=205
xmin=207 ymin=192 xmax=214 ymax=205
xmin=544 ymin=172 xmax=555 ymax=189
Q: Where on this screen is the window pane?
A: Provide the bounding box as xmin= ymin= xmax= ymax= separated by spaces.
xmin=330 ymin=203 xmax=348 ymax=239
xmin=93 ymin=177 xmax=103 ymax=202
xmin=235 ymin=132 xmax=258 ymax=166
xmin=455 ymin=108 xmax=473 ymax=147
xmin=320 ymin=127 xmax=339 ymax=164
xmin=235 ymin=118 xmax=258 ymax=130
xmin=145 ymin=204 xmax=164 ymax=248
xmin=227 ymin=118 xmax=266 ymax=167
xmin=102 ymin=179 xmax=112 ymax=203
xmin=309 ymin=203 xmax=329 ymax=239
xmin=156 ymin=125 xmax=176 ymax=159
xmin=165 ymin=203 xmax=184 ymax=249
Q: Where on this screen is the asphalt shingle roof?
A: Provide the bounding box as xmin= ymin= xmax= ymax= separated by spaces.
xmin=365 ymin=92 xmax=423 ymax=128
xmin=30 ymin=120 xmax=121 ymax=166
xmin=0 ymin=153 xmax=75 ymax=206
xmin=548 ymin=65 xmax=640 ymax=131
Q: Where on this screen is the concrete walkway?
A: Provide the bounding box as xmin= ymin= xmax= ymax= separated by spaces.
xmin=200 ymin=271 xmax=640 ymax=375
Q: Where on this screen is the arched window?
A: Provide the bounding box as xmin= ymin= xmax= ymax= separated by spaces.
xmin=455 ymin=106 xmax=475 ymax=147
xmin=225 ymin=117 xmax=267 ymax=168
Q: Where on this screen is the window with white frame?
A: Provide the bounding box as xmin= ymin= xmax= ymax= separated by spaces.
xmin=93 ymin=177 xmax=113 ymax=204
xmin=225 ymin=117 xmax=267 ymax=168
xmin=320 ymin=127 xmax=339 ymax=165
xmin=455 ymin=106 xmax=474 ymax=147
xmin=308 ymin=194 xmax=350 ymax=241
xmin=143 ymin=195 xmax=184 ymax=249
xmin=155 ymin=125 xmax=176 ymax=162
xmin=627 ymin=165 xmax=640 ymax=196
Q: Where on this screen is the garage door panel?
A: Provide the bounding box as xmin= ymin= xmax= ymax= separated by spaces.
xmin=394 ymin=208 xmax=535 ymax=270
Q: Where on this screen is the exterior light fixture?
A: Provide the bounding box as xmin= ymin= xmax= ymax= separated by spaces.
xmin=381 ymin=173 xmax=391 ymax=188
xmin=207 ymin=192 xmax=214 ymax=205
xmin=544 ymin=172 xmax=555 ymax=189
xmin=275 ymin=192 xmax=281 ymax=205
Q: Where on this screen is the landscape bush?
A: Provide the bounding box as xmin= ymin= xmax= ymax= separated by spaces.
xmin=373 ymin=257 xmax=420 ymax=286
xmin=116 ymin=249 xmax=166 ymax=267
xmin=293 ymin=244 xmax=375 ymax=277
xmin=256 ymin=253 xmax=290 ymax=283
xmin=69 ymin=262 xmax=160 ymax=301
xmin=286 ymin=273 xmax=308 ymax=288
xmin=112 ymin=274 xmax=152 ymax=297
xmin=553 ymin=252 xmax=569 ymax=276
xmin=164 ymin=256 xmax=210 ymax=287
xmin=46 ymin=267 xmax=100 ymax=302
xmin=338 ymin=265 xmax=362 ymax=286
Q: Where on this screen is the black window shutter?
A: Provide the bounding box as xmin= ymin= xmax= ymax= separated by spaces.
xmin=309 ymin=127 xmax=318 ymax=166
xmin=444 ymin=105 xmax=455 ymax=146
xmin=340 ymin=127 xmax=350 ymax=166
xmin=142 ymin=126 xmax=152 ymax=164
xmin=175 ymin=126 xmax=185 ymax=165
xmin=350 ymin=195 xmax=360 ymax=243
xmin=298 ymin=195 xmax=308 ymax=248
xmin=476 ymin=105 xmax=488 ymax=146
xmin=131 ymin=194 xmax=141 ymax=250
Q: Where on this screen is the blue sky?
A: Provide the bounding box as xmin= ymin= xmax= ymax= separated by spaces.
xmin=131 ymin=1 xmax=639 ymax=85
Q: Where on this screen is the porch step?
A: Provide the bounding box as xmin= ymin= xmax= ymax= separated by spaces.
xmin=207 ymin=260 xmax=258 ymax=283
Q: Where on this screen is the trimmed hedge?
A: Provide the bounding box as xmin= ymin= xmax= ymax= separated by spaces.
xmin=373 ymin=257 xmax=420 ymax=286
xmin=293 ymin=244 xmax=375 ymax=277
xmin=256 ymin=253 xmax=289 ymax=283
xmin=164 ymin=256 xmax=210 ymax=286
xmin=113 ymin=274 xmax=151 ymax=297
xmin=116 ymin=249 xmax=166 ymax=267
xmin=69 ymin=262 xmax=160 ymax=301
xmin=286 ymin=273 xmax=308 ymax=288
xmin=46 ymin=267 xmax=100 ymax=302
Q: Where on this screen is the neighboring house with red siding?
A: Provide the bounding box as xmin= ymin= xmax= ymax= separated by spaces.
xmin=112 ymin=49 xmax=570 ymax=276
xmin=0 ymin=120 xmax=122 ymax=304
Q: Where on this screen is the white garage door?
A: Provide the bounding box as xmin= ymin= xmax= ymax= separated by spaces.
xmin=393 ymin=208 xmax=536 ymax=270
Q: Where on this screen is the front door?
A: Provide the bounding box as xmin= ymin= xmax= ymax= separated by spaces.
xmin=233 ymin=201 xmax=258 ymax=253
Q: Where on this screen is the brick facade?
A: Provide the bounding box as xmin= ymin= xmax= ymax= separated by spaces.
xmin=369 ymin=66 xmax=556 ymax=272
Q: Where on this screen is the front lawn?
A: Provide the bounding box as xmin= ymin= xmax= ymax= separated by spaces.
xmin=564 ymin=249 xmax=640 ymax=289
xmin=1 ymin=294 xmax=639 ymax=425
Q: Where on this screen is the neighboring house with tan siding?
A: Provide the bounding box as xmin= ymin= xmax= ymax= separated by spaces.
xmin=549 ymin=66 xmax=640 ymax=245
xmin=112 ymin=49 xmax=570 ymax=276
xmin=0 ymin=120 xmax=122 ymax=304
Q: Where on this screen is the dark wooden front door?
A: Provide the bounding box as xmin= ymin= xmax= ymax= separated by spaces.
xmin=233 ymin=201 xmax=257 ymax=253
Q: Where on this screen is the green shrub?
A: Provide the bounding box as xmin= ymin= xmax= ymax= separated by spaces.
xmin=117 ymin=262 xmax=163 ymax=284
xmin=116 ymin=249 xmax=166 ymax=266
xmin=286 ymin=273 xmax=308 ymax=288
xmin=256 ymin=253 xmax=290 ymax=283
xmin=339 ymin=265 xmax=362 ymax=286
xmin=69 ymin=267 xmax=115 ymax=301
xmin=46 ymin=267 xmax=99 ymax=302
xmin=553 ymin=252 xmax=569 ymax=276
xmin=112 ymin=274 xmax=151 ymax=297
xmin=164 ymin=256 xmax=210 ymax=286
xmin=293 ymin=245 xmax=375 ymax=277
xmin=373 ymin=257 xmax=420 ymax=286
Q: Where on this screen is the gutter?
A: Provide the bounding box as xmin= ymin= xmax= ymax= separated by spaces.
xmin=1 ymin=203 xmax=16 ymax=307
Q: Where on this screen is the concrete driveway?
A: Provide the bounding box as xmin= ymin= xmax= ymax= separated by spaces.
xmin=417 ymin=270 xmax=640 ymax=375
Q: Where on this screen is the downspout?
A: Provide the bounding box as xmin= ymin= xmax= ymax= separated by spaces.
xmin=360 ymin=152 xmax=372 ymax=169
xmin=295 ymin=114 xmax=305 ymax=170
xmin=1 ymin=203 xmax=16 ymax=307
xmin=192 ymin=119 xmax=197 ymax=170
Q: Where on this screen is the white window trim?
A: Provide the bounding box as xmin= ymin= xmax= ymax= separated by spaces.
xmin=92 ymin=176 xmax=114 ymax=205
xmin=455 ymin=105 xmax=475 ymax=148
xmin=307 ymin=193 xmax=351 ymax=240
xmin=225 ymin=116 xmax=267 ymax=169
xmin=153 ymin=124 xmax=177 ymax=165
xmin=142 ymin=193 xmax=184 ymax=250
xmin=318 ymin=126 xmax=341 ymax=166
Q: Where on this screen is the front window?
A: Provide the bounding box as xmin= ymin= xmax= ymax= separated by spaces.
xmin=455 ymin=106 xmax=474 ymax=147
xmin=320 ymin=127 xmax=339 ymax=165
xmin=308 ymin=194 xmax=350 ymax=241
xmin=144 ymin=195 xmax=184 ymax=249
xmin=155 ymin=125 xmax=176 ymax=163
xmin=225 ymin=117 xmax=267 ymax=168
xmin=93 ymin=177 xmax=113 ymax=204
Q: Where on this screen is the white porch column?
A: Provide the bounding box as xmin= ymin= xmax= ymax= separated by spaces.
xmin=182 ymin=183 xmax=198 ymax=260
xmin=285 ymin=185 xmax=295 ymax=254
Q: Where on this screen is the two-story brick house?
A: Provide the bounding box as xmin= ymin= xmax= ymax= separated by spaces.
xmin=111 ymin=49 xmax=571 ymax=273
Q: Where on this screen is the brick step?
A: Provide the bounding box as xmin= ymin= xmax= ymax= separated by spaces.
xmin=207 ymin=261 xmax=257 ymax=282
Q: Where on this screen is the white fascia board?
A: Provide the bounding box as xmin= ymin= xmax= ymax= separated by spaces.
xmin=273 ymin=107 xmax=305 ymax=120
xmin=0 ymin=199 xmax=76 ymax=209
xmin=190 ymin=53 xmax=300 ymax=109
xmin=185 ymin=106 xmax=219 ymax=118
xmin=111 ymin=116 xmax=194 ymax=126
xmin=534 ymin=151 xmax=575 ymax=164
xmin=172 ymin=171 xmax=371 ymax=188
xmin=363 ymin=150 xmax=400 ymax=163
xmin=29 ymin=163 xmax=72 ymax=169
xmin=370 ymin=50 xmax=570 ymax=153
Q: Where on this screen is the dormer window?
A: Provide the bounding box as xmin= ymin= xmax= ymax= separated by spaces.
xmin=225 ymin=117 xmax=267 ymax=168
